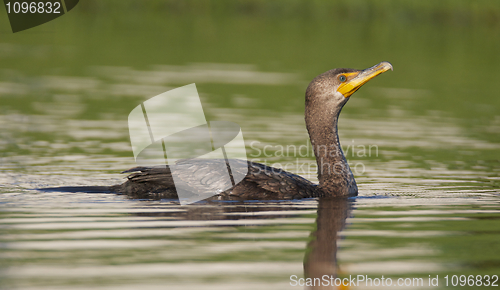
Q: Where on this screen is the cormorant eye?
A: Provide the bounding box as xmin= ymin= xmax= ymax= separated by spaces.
xmin=338 ymin=75 xmax=347 ymax=82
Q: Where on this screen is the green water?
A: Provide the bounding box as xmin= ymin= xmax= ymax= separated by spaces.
xmin=1 ymin=1 xmax=499 ymax=289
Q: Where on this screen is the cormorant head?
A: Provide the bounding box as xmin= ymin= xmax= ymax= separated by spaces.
xmin=306 ymin=61 xmax=393 ymax=114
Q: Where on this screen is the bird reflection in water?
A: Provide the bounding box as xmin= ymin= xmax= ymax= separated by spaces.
xmin=132 ymin=197 xmax=352 ymax=289
xmin=304 ymin=197 xmax=352 ymax=289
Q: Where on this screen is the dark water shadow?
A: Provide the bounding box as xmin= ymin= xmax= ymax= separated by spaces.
xmin=303 ymin=197 xmax=352 ymax=289
xmin=128 ymin=196 xmax=352 ymax=288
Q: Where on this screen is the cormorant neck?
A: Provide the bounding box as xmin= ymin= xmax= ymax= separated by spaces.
xmin=305 ymin=101 xmax=352 ymax=196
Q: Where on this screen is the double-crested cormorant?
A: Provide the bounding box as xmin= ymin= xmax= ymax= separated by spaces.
xmin=45 ymin=62 xmax=392 ymax=200
xmin=108 ymin=61 xmax=392 ymax=200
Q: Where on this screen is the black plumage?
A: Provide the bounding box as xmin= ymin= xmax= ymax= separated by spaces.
xmin=110 ymin=160 xmax=319 ymax=200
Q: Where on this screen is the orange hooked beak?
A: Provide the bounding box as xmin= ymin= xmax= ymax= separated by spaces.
xmin=337 ymin=61 xmax=393 ymax=98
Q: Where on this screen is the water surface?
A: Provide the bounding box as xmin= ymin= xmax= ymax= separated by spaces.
xmin=1 ymin=2 xmax=500 ymax=289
